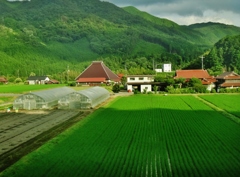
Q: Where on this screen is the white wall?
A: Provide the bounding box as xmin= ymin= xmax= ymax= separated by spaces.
xmin=163 ymin=64 xmax=172 ymax=72
xmin=141 ymin=85 xmax=152 ymax=92
xmin=127 ymin=85 xmax=133 ymax=92
xmin=127 ymin=76 xmax=154 ymax=83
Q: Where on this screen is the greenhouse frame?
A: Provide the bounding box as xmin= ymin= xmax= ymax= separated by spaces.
xmin=13 ymin=87 xmax=75 ymax=110
xmin=58 ymin=86 xmax=110 ymax=109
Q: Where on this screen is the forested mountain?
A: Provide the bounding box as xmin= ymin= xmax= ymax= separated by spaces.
xmin=205 ymin=35 xmax=240 ymax=75
xmin=0 ymin=0 xmax=240 ymax=81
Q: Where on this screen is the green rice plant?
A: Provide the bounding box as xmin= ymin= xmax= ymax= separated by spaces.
xmin=0 ymin=84 xmax=66 ymax=93
xmin=1 ymin=95 xmax=240 ymax=177
xmin=200 ymin=94 xmax=240 ymax=118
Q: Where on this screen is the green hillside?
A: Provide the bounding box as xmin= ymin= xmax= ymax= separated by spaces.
xmin=205 ymin=35 xmax=240 ymax=74
xmin=0 ymin=0 xmax=240 ymax=80
xmin=123 ymin=6 xmax=179 ymax=28
xmin=189 ymin=22 xmax=240 ymax=44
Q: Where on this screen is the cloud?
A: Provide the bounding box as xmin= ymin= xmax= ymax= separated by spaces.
xmin=104 ymin=0 xmax=240 ymax=26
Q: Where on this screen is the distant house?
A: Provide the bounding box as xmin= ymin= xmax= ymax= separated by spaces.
xmin=174 ymin=70 xmax=216 ymax=91
xmin=155 ymin=63 xmax=171 ymax=73
xmin=127 ymin=75 xmax=156 ymax=92
xmin=46 ymin=79 xmax=60 ymax=84
xmin=27 ymin=76 xmax=50 ymax=85
xmin=75 ymin=61 xmax=120 ymax=85
xmin=216 ymin=71 xmax=240 ymax=89
xmin=163 ymin=64 xmax=172 ymax=72
xmin=0 ymin=76 xmax=8 ymax=84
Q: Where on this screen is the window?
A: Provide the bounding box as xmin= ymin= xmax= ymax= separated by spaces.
xmin=139 ymin=77 xmax=144 ymax=80
xmin=130 ymin=78 xmax=135 ymax=80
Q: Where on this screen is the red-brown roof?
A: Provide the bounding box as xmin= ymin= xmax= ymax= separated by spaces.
xmin=47 ymin=80 xmax=59 ymax=84
xmin=202 ymin=78 xmax=217 ymax=85
xmin=174 ymin=70 xmax=212 ymax=79
xmin=220 ymin=83 xmax=240 ymax=87
xmin=0 ymin=77 xmax=7 ymax=82
xmin=76 ymin=77 xmax=106 ymax=83
xmin=75 ymin=61 xmax=120 ymax=83
xmin=174 ymin=70 xmax=216 ymax=85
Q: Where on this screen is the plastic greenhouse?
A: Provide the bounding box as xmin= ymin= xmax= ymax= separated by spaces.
xmin=13 ymin=87 xmax=75 ymax=110
xmin=58 ymin=86 xmax=110 ymax=109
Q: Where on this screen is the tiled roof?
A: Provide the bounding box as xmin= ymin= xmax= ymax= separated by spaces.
xmin=75 ymin=61 xmax=120 ymax=82
xmin=0 ymin=77 xmax=7 ymax=82
xmin=220 ymin=82 xmax=240 ymax=87
xmin=47 ymin=80 xmax=59 ymax=84
xmin=202 ymin=78 xmax=217 ymax=85
xmin=174 ymin=70 xmax=212 ymax=79
xmin=216 ymin=71 xmax=240 ymax=79
xmin=77 ymin=77 xmax=106 ymax=83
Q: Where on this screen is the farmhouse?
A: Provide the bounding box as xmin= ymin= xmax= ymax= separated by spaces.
xmin=174 ymin=69 xmax=216 ymax=90
xmin=27 ymin=76 xmax=50 ymax=85
xmin=216 ymin=71 xmax=240 ymax=89
xmin=75 ymin=61 xmax=120 ymax=85
xmin=127 ymin=75 xmax=159 ymax=92
xmin=13 ymin=87 xmax=75 ymax=110
xmin=0 ymin=76 xmax=8 ymax=84
xmin=58 ymin=86 xmax=109 ymax=109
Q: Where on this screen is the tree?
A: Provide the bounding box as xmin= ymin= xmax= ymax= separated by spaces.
xmin=165 ymin=78 xmax=175 ymax=86
xmin=175 ymin=77 xmax=186 ymax=88
xmin=188 ymin=77 xmax=202 ymax=87
xmin=120 ymin=76 xmax=127 ymax=86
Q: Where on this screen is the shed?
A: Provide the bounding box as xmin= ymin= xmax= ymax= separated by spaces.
xmin=58 ymin=87 xmax=110 ymax=109
xmin=0 ymin=76 xmax=8 ymax=84
xmin=13 ymin=87 xmax=75 ymax=110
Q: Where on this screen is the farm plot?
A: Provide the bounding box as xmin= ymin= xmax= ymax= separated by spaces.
xmin=199 ymin=94 xmax=240 ymax=118
xmin=0 ymin=95 xmax=239 ymax=177
xmin=0 ymin=110 xmax=80 ymax=156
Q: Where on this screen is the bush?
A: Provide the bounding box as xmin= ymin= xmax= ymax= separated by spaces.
xmin=134 ymin=90 xmax=140 ymax=94
xmin=14 ymin=78 xmax=22 ymax=84
xmin=193 ymin=84 xmax=206 ymax=93
xmin=142 ymin=89 xmax=147 ymax=94
xmin=69 ymin=82 xmax=76 ymax=87
xmin=211 ymin=89 xmax=216 ymax=93
xmin=112 ymin=84 xmax=120 ymax=93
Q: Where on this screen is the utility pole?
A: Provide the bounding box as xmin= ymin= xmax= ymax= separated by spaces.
xmin=200 ymin=55 xmax=204 ymax=70
xmin=153 ymin=59 xmax=155 ymax=71
xmin=67 ymin=65 xmax=69 ymax=83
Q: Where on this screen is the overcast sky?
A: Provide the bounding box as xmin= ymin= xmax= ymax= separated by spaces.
xmin=104 ymin=0 xmax=240 ymax=27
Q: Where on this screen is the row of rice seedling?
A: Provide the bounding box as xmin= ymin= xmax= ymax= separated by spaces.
xmin=199 ymin=94 xmax=240 ymax=118
xmin=0 ymin=95 xmax=239 ymax=177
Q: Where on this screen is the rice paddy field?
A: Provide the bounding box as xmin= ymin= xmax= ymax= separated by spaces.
xmin=200 ymin=94 xmax=240 ymax=118
xmin=0 ymin=95 xmax=240 ymax=177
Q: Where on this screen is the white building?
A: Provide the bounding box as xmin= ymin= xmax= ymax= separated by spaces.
xmin=27 ymin=76 xmax=50 ymax=85
xmin=163 ymin=64 xmax=172 ymax=72
xmin=127 ymin=75 xmax=154 ymax=92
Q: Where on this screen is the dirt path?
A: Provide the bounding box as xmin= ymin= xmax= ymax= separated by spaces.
xmin=194 ymin=95 xmax=240 ymax=124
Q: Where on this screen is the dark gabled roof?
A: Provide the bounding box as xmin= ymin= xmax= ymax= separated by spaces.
xmin=75 ymin=61 xmax=119 ymax=82
xmin=216 ymin=71 xmax=240 ymax=79
xmin=27 ymin=76 xmax=49 ymax=80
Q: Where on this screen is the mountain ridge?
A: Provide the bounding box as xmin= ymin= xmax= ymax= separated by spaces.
xmin=0 ymin=0 xmax=240 ymax=79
